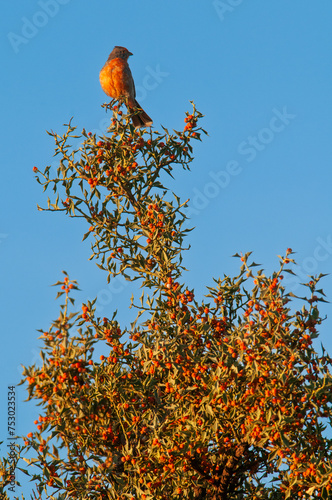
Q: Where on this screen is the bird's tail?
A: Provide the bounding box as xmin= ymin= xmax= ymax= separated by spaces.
xmin=130 ymin=100 xmax=153 ymax=128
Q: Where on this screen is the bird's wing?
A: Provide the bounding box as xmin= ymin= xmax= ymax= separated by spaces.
xmin=124 ymin=64 xmax=136 ymax=99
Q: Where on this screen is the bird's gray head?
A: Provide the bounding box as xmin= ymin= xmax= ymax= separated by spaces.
xmin=107 ymin=46 xmax=133 ymax=61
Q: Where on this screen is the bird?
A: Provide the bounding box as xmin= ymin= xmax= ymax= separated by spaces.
xmin=99 ymin=46 xmax=153 ymax=129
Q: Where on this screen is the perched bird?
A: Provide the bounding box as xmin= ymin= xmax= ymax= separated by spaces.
xmin=99 ymin=46 xmax=153 ymax=128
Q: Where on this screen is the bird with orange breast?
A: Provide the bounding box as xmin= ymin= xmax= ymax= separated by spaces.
xmin=99 ymin=46 xmax=153 ymax=129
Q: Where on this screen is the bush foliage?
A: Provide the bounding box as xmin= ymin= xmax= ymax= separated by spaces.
xmin=1 ymin=105 xmax=332 ymax=499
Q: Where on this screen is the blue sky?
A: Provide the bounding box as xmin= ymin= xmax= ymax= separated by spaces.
xmin=1 ymin=1 xmax=332 ymax=496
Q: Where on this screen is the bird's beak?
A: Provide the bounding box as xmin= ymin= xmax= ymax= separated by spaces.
xmin=128 ymin=51 xmax=133 ymax=56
